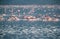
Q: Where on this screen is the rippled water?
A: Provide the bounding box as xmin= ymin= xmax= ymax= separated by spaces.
xmin=0 ymin=5 xmax=60 ymax=39
xmin=0 ymin=21 xmax=60 ymax=39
